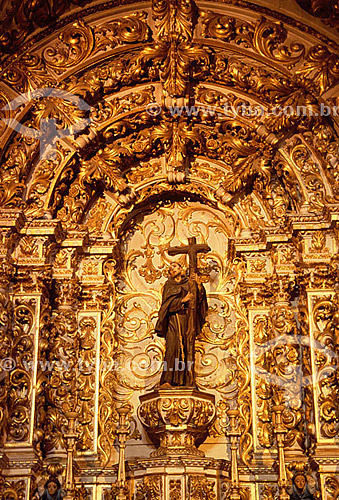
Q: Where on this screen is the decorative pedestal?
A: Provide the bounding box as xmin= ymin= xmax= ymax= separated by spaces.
xmin=134 ymin=388 xmax=228 ymax=500
xmin=138 ymin=388 xmax=216 ymax=458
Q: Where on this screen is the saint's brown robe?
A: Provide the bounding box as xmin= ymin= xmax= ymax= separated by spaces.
xmin=155 ymin=276 xmax=208 ymax=386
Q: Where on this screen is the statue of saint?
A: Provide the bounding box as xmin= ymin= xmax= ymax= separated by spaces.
xmin=37 ymin=478 xmax=64 ymax=500
xmin=155 ymin=237 xmax=210 ymax=387
xmin=289 ymin=473 xmax=314 ymax=500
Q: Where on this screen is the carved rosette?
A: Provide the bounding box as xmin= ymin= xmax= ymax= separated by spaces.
xmin=138 ymin=388 xmax=215 ymax=457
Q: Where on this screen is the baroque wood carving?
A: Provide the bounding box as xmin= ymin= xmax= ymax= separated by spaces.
xmin=0 ymin=0 xmax=339 ymax=498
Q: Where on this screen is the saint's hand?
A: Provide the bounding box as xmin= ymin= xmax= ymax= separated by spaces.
xmin=191 ymin=272 xmax=202 ymax=284
xmin=181 ymin=292 xmax=194 ymax=303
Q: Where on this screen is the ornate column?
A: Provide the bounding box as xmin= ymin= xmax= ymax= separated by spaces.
xmin=116 ymin=406 xmax=130 ymax=500
xmin=272 ymin=393 xmax=289 ymax=500
xmin=0 ymin=209 xmax=25 ymax=469
xmin=227 ymin=408 xmax=241 ymax=500
xmin=75 ymin=236 xmax=117 ymax=463
xmin=44 ymin=278 xmax=81 ymax=460
xmin=64 ymin=411 xmax=79 ymax=500
xmin=0 ymin=214 xmax=61 ymax=497
xmin=298 ymin=264 xmax=339 ymax=452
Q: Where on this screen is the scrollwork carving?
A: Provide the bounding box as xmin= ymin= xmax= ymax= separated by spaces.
xmin=325 ymin=476 xmax=339 ymax=500
xmin=98 ymin=260 xmax=119 ymax=465
xmin=6 ymin=298 xmax=35 ymax=443
xmin=136 ymin=475 xmax=162 ymax=500
xmin=201 ymin=14 xmax=305 ymax=68
xmin=169 ymin=479 xmax=181 ymax=500
xmin=311 ymin=293 xmax=339 ymax=439
xmin=43 ymin=14 xmax=151 ymax=74
xmin=74 ymin=485 xmax=91 ymax=500
xmin=0 ymin=280 xmax=12 ymax=446
xmin=261 ymin=483 xmax=278 ymax=500
xmin=0 ymin=478 xmax=26 ymax=500
xmin=44 ymin=279 xmax=81 ymax=454
xmin=254 ymin=296 xmax=309 ymax=450
xmin=188 ymin=476 xmax=216 ymax=500
xmin=77 ymin=316 xmax=97 ymax=451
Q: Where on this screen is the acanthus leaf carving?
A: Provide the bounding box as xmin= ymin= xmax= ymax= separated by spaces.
xmin=43 ymin=278 xmax=81 ymax=454
xmin=201 ymin=14 xmax=305 ymax=68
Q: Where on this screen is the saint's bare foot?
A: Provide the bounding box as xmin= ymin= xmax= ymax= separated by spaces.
xmin=159 ymin=382 xmax=172 ymax=389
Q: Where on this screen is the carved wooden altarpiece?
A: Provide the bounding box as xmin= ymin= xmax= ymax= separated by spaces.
xmin=0 ymin=0 xmax=339 ymax=498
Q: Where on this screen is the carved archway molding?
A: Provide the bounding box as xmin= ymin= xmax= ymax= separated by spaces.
xmin=0 ymin=0 xmax=338 ymax=222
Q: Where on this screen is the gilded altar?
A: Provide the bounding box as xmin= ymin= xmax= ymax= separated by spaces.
xmin=1 ymin=0 xmax=339 ymax=498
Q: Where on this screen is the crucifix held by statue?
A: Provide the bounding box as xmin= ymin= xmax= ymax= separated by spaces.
xmin=155 ymin=237 xmax=210 ymax=387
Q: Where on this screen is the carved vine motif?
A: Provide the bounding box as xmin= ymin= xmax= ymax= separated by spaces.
xmin=33 ymin=291 xmax=52 ymax=459
xmin=260 ymin=484 xmax=278 ymax=500
xmin=97 ymin=258 xmax=121 ymax=465
xmin=0 ymin=137 xmax=32 ymax=209
xmin=311 ymin=293 xmax=339 ymax=439
xmin=77 ymin=316 xmax=97 ymax=451
xmin=191 ymin=399 xmax=216 ymax=426
xmin=103 ymin=483 xmax=118 ymax=500
xmin=0 ymin=478 xmax=26 ymax=500
xmin=188 ymin=476 xmax=216 ymax=500
xmin=74 ymin=485 xmax=91 ymax=500
xmin=325 ymin=476 xmax=339 ymax=500
xmin=0 ymin=3 xmax=336 ymax=220
xmin=169 ymin=479 xmax=181 ymax=500
xmin=139 ymin=397 xmax=215 ymax=428
xmin=162 ymin=398 xmax=190 ymax=426
xmin=6 ymin=298 xmax=36 ymax=443
xmin=0 ymin=0 xmax=92 ymax=53
xmin=254 ymin=301 xmax=308 ymax=450
xmin=201 ymin=14 xmax=305 ymax=67
xmin=201 ymin=13 xmax=339 ymax=95
xmin=0 ymin=0 xmax=337 ymax=217
xmin=42 ymin=15 xmax=151 ymax=73
xmin=0 ymin=0 xmax=336 ymax=229
xmin=138 ymin=401 xmax=159 ymax=428
xmin=44 ymin=279 xmax=81 ymax=454
xmin=54 ymin=115 xmax=294 ymax=227
xmin=135 ymin=475 xmax=162 ymax=500
xmin=297 ymin=294 xmax=316 ymax=455
xmin=0 ymin=276 xmax=12 ymax=446
xmin=141 ymin=0 xmax=208 ymax=99
xmin=288 ymin=140 xmax=326 ymax=213
xmin=103 ymin=481 xmax=132 ymax=500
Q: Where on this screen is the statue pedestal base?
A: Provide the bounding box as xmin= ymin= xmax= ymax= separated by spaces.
xmin=138 ymin=387 xmax=216 ymax=458
xmin=107 ymin=388 xmax=230 ymax=499
xmin=129 ymin=456 xmax=230 ymax=500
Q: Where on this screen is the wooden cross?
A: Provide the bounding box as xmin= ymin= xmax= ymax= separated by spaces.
xmin=167 ymin=236 xmax=210 ymax=277
xmin=167 ymin=236 xmax=210 ymax=387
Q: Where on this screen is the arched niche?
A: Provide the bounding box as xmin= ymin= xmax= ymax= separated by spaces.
xmin=93 ymin=193 xmax=252 ymax=463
